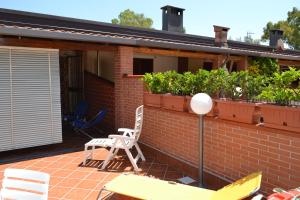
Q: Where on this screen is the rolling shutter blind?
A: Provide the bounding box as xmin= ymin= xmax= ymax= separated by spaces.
xmin=0 ymin=48 xmax=12 ymax=151
xmin=0 ymin=46 xmax=62 ymax=151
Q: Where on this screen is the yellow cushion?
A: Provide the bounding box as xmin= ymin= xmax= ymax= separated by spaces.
xmin=104 ymin=174 xmax=215 ymax=200
xmin=212 ymin=172 xmax=262 ymax=200
xmin=103 ymin=171 xmax=262 ymax=200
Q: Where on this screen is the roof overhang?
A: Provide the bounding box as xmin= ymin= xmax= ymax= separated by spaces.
xmin=1 ymin=26 xmax=300 ymax=61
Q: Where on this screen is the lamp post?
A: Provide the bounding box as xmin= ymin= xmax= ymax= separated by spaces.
xmin=190 ymin=93 xmax=212 ymax=187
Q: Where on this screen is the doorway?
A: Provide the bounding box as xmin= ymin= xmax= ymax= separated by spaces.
xmin=60 ymin=51 xmax=84 ymax=115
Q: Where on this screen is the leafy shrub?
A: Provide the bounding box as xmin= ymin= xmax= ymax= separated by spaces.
xmin=257 ymin=67 xmax=300 ymax=105
xmin=206 ymin=68 xmax=227 ymax=97
xmin=143 ymin=72 xmax=166 ymax=94
xmin=163 ymin=70 xmax=184 ymax=95
xmin=143 ymin=67 xmax=299 ymax=106
xmin=248 ymin=57 xmax=279 ymax=77
xmin=181 ymin=72 xmax=196 ymax=96
xmin=194 ymin=69 xmax=210 ymax=94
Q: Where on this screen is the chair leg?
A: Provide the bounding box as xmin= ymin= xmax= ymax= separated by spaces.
xmin=78 ymin=129 xmax=93 ymax=139
xmin=101 ymin=146 xmax=116 ymax=170
xmin=124 ymin=148 xmax=140 ymax=171
xmin=112 ymin=148 xmax=119 ymax=157
xmin=135 ymin=143 xmax=146 ymax=161
xmin=83 ymin=145 xmax=91 ymax=165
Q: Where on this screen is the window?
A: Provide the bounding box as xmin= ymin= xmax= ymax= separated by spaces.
xmin=133 ymin=58 xmax=153 ymax=75
xmin=203 ymin=62 xmax=213 ymax=71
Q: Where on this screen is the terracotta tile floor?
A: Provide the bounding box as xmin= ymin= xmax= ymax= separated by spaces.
xmin=0 ymin=125 xmax=188 ymax=200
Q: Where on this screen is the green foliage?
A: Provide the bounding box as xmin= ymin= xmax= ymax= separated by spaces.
xmin=244 ymin=34 xmax=260 ymax=44
xmin=111 ymin=9 xmax=153 ymax=28
xmin=223 ymin=71 xmax=244 ymax=100
xmin=248 ymin=57 xmax=279 ymax=77
xmin=143 ymin=72 xmax=166 ymax=94
xmin=257 ymin=68 xmax=300 ymax=105
xmin=261 ymin=7 xmax=300 ymax=50
xmin=143 ymin=68 xmax=300 ymax=106
xmin=181 ymin=72 xmax=196 ymax=96
xmin=194 ymin=69 xmax=210 ymax=94
xmin=163 ymin=71 xmax=184 ymax=95
xmin=207 ymin=68 xmax=228 ymax=97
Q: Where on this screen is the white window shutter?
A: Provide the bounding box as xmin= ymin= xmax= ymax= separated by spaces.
xmin=0 ymin=48 xmax=13 ymax=151
xmin=0 ymin=46 xmax=62 ymax=151
xmin=49 ymin=51 xmax=62 ymax=143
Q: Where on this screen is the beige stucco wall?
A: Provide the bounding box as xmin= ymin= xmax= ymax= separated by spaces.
xmin=99 ymin=51 xmax=114 ymax=82
xmin=134 ymin=53 xmax=178 ymax=72
xmin=85 ymin=50 xmax=114 ymax=82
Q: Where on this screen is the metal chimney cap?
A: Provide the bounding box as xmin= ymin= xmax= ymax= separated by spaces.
xmin=270 ymin=29 xmax=284 ymax=34
xmin=213 ymin=25 xmax=230 ymax=31
xmin=161 ymin=5 xmax=185 ymax=11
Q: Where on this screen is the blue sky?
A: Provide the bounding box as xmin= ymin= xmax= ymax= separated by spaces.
xmin=0 ymin=0 xmax=298 ymax=40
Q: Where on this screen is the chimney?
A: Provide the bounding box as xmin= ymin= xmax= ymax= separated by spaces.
xmin=161 ymin=5 xmax=185 ymax=33
xmin=269 ymin=29 xmax=284 ymax=48
xmin=213 ymin=25 xmax=230 ymax=47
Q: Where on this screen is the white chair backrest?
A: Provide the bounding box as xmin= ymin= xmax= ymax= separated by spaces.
xmin=133 ymin=105 xmax=144 ymax=142
xmin=1 ymin=168 xmax=50 ymax=200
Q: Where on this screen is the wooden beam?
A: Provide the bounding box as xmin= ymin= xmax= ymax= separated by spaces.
xmin=0 ymin=36 xmax=118 ymax=51
xmin=278 ymin=59 xmax=300 ymax=67
xmin=134 ymin=47 xmax=220 ymax=59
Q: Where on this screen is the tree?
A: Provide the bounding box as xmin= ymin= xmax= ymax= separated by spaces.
xmin=111 ymin=9 xmax=153 ymax=28
xmin=261 ymin=7 xmax=300 ymax=50
xmin=244 ymin=33 xmax=260 ymax=44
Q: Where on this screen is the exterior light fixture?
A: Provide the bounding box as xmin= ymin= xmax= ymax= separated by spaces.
xmin=190 ymin=93 xmax=213 ymax=187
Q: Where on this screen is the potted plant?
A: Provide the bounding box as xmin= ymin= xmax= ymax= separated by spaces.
xmin=143 ymin=72 xmax=166 ymax=108
xmin=161 ymin=71 xmax=187 ymax=111
xmin=257 ymin=68 xmax=300 ymax=132
xmin=185 ymin=70 xmax=204 ymax=113
xmin=216 ymin=71 xmax=266 ymax=124
xmin=186 ymin=68 xmax=225 ymax=116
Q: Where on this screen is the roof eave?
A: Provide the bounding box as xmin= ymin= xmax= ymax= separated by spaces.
xmin=1 ymin=27 xmax=300 ymax=61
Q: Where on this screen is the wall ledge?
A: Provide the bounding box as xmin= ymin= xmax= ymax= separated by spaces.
xmin=123 ymin=74 xmax=144 ymax=78
xmin=144 ymin=105 xmax=300 ymax=137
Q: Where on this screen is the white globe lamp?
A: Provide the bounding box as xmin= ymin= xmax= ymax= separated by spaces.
xmin=191 ymin=93 xmax=213 ymax=115
xmin=190 ymin=93 xmax=212 ymax=187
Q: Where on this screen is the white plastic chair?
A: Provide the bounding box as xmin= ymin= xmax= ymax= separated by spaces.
xmin=0 ymin=168 xmax=50 ymax=200
xmin=83 ymin=105 xmax=145 ymax=171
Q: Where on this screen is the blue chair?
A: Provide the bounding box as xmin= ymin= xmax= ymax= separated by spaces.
xmin=64 ymin=101 xmax=88 ymax=123
xmin=72 ymin=109 xmax=107 ymax=138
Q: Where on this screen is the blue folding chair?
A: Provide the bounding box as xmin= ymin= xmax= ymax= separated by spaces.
xmin=72 ymin=109 xmax=107 ymax=138
xmin=64 ymin=100 xmax=89 ymax=123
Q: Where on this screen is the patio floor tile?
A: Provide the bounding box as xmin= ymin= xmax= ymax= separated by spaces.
xmin=63 ymin=188 xmax=93 ymax=200
xmin=0 ymin=126 xmax=199 ymax=199
xmin=49 ymin=187 xmax=71 ymax=198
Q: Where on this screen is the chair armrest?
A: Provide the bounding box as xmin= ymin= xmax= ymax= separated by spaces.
xmin=118 ymin=128 xmax=134 ymax=137
xmin=118 ymin=128 xmax=134 ymax=133
xmin=251 ymin=194 xmax=264 ymax=200
xmin=108 ymin=135 xmax=133 ymax=140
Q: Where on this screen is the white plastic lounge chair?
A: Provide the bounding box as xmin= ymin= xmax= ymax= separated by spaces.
xmin=0 ymin=168 xmax=50 ymax=200
xmin=83 ymin=105 xmax=145 ymax=171
xmin=98 ymin=172 xmax=262 ymax=200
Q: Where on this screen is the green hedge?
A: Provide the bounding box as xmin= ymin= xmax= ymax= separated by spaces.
xmin=143 ymin=67 xmax=300 ymax=106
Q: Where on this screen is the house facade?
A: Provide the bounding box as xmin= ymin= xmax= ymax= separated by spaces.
xmin=0 ymin=5 xmax=299 ymax=150
xmin=0 ymin=6 xmax=299 ymax=193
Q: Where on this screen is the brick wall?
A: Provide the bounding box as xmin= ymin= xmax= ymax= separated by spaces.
xmin=84 ymin=72 xmax=115 ymax=130
xmin=114 ymin=46 xmax=144 ymax=129
xmin=113 ymin=45 xmax=299 ymax=193
xmin=140 ymin=106 xmax=300 ymax=194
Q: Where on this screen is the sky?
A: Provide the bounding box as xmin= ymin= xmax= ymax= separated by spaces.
xmin=0 ymin=0 xmax=298 ymax=41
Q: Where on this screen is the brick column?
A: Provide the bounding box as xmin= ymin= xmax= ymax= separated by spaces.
xmin=114 ymin=46 xmax=134 ymax=129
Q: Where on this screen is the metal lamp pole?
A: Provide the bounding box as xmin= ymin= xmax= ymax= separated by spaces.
xmin=190 ymin=93 xmax=212 ymax=188
xmin=199 ymin=114 xmax=204 ymax=187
